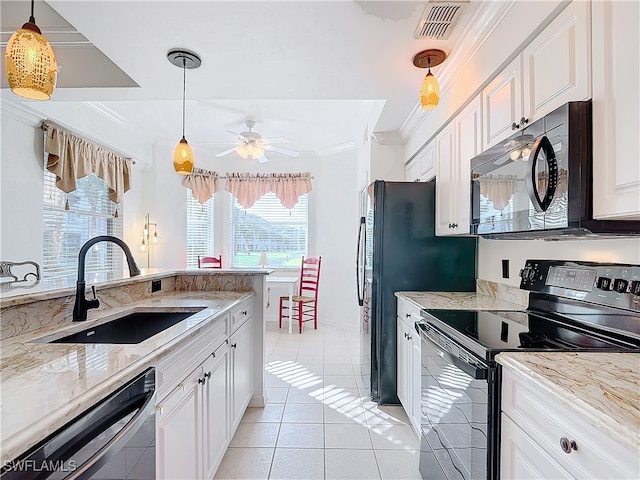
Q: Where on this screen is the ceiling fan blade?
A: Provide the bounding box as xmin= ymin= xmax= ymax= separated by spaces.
xmin=226 ymin=130 xmax=249 ymax=142
xmin=261 ymin=137 xmax=290 ymax=144
xmin=257 ymin=154 xmax=269 ymax=164
xmin=216 ymin=146 xmax=238 ymax=157
xmin=264 ymin=144 xmax=300 ymax=157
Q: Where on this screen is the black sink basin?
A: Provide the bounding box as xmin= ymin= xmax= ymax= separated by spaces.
xmin=51 ymin=311 xmax=202 ymax=344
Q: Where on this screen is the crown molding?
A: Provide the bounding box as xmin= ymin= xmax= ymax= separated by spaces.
xmin=0 ymin=98 xmax=45 ymax=128
xmin=399 ymin=0 xmax=517 ymax=143
xmin=371 ymin=131 xmax=404 ymax=145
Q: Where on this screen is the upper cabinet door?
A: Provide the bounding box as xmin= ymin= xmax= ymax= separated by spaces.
xmin=591 ymin=0 xmax=640 ymax=220
xmin=418 ymin=142 xmax=437 ymax=181
xmin=482 ymin=56 xmax=522 ymax=151
xmin=522 ymin=0 xmax=591 ymax=123
xmin=435 ymin=123 xmax=456 ymax=236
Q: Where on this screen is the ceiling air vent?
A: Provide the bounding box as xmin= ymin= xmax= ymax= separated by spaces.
xmin=414 ymin=1 xmax=469 ymax=40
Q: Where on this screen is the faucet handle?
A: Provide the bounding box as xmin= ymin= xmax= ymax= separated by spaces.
xmin=91 ymin=285 xmax=97 ymax=300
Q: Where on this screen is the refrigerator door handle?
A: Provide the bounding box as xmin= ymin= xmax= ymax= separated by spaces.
xmin=356 ymin=216 xmax=365 ymax=306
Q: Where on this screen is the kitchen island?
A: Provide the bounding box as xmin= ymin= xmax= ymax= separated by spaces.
xmin=0 ymin=269 xmax=269 ymax=472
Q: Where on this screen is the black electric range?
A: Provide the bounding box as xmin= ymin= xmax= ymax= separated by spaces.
xmin=416 ymin=260 xmax=640 ymax=480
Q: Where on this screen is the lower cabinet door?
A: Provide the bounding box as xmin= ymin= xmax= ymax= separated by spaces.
xmin=203 ymin=343 xmax=230 ymax=480
xmin=230 ymin=319 xmax=254 ymax=430
xmin=156 ymin=366 xmax=203 ymax=480
xmin=501 ymin=414 xmax=573 ymax=480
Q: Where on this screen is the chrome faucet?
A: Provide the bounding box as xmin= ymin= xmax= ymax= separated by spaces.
xmin=72 ymin=235 xmax=141 ymax=321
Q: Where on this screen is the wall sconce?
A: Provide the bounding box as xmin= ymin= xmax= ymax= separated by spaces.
xmin=140 ymin=213 xmax=160 ymax=268
xmin=167 ymin=49 xmax=201 ymax=175
xmin=5 ymin=0 xmax=57 ymax=100
xmin=413 ymin=49 xmax=447 ymax=110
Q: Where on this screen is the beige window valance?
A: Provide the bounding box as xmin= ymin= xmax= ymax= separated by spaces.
xmin=43 ymin=122 xmax=133 ymax=204
xmin=225 ymin=172 xmax=312 ymax=209
xmin=182 ymin=168 xmax=220 ymax=204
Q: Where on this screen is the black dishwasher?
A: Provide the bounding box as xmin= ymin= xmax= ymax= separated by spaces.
xmin=1 ymin=368 xmax=155 ymax=480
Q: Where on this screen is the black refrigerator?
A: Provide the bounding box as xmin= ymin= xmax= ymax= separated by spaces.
xmin=356 ymin=180 xmax=477 ymax=405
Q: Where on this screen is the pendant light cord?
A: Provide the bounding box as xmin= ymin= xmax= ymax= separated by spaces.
xmin=182 ymin=58 xmax=186 ymax=139
xmin=29 ymin=0 xmax=36 ymax=23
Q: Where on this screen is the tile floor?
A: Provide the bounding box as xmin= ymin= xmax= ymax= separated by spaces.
xmin=214 ymin=322 xmax=422 ymax=480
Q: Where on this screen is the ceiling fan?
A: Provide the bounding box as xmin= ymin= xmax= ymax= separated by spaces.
xmin=215 ymin=120 xmax=300 ymax=163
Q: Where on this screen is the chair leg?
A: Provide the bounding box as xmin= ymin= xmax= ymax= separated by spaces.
xmin=279 ymin=297 xmax=283 ymax=329
xmin=298 ymin=302 xmax=303 ymax=334
xmin=314 ymin=301 xmax=318 ymax=329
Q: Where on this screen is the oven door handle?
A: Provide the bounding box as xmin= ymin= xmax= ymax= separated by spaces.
xmin=65 ymin=389 xmax=156 ymax=480
xmin=420 ymin=331 xmax=488 ymax=380
xmin=356 ymin=216 xmax=365 ymax=307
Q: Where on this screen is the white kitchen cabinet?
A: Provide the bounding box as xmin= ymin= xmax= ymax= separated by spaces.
xmin=202 ymin=342 xmax=230 ymax=480
xmin=156 ymin=365 xmax=203 ymax=480
xmin=406 ymin=143 xmax=436 ymax=183
xmin=435 ymin=94 xmax=481 ymax=236
xmin=483 ymin=1 xmax=591 ymax=151
xmin=396 ymin=297 xmax=421 ymax=436
xmin=591 ymin=0 xmax=640 ymax=220
xmin=501 ymin=366 xmax=639 ymax=480
xmin=230 ymin=315 xmax=254 ymax=432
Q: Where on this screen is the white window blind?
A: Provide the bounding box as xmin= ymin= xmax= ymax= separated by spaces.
xmin=230 ymin=192 xmax=308 ymax=268
xmin=186 ymin=190 xmax=215 ymax=268
xmin=43 ymin=162 xmax=123 ymax=281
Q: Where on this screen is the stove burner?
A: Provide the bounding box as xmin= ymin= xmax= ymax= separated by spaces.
xmin=519 ymin=331 xmax=549 ymax=348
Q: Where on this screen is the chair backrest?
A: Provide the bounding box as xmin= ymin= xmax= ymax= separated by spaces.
xmin=298 ymin=256 xmax=321 ymax=298
xmin=198 ymin=255 xmax=222 ymax=269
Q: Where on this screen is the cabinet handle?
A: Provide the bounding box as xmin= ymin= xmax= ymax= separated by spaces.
xmin=449 ymin=223 xmax=457 ymax=229
xmin=405 ymin=313 xmax=411 ymax=318
xmin=520 ymin=116 xmax=529 ymax=126
xmin=559 ymin=437 xmax=577 ymax=454
xmin=204 ymin=371 xmax=211 ymax=379
xmin=156 ymin=404 xmax=164 ymax=415
xmin=231 ymin=343 xmax=237 ymax=348
xmin=403 ymin=332 xmax=408 ymax=338
xmin=212 ymin=351 xmax=216 ymax=358
xmin=511 ymin=122 xmax=520 ymax=131
xmin=407 ymin=335 xmax=412 ymax=341
xmin=198 ymin=377 xmax=207 ymax=385
xmin=242 ymin=310 xmax=248 ymax=315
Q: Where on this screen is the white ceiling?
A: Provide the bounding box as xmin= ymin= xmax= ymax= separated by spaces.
xmin=1 ymin=0 xmax=492 ymax=161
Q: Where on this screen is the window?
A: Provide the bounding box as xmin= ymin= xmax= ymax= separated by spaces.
xmin=43 ymin=166 xmax=122 ymax=282
xmin=230 ymin=192 xmax=308 ymax=268
xmin=186 ymin=190 xmax=215 ymax=268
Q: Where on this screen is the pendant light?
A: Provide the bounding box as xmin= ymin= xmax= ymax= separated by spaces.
xmin=167 ymin=49 xmax=201 ymax=175
xmin=413 ymin=49 xmax=447 ymax=110
xmin=5 ymin=0 xmax=57 ymax=100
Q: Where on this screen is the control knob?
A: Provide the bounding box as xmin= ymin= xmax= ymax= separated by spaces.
xmin=596 ymin=277 xmax=612 ymax=291
xmin=613 ymin=278 xmax=629 ymax=294
xmin=630 ymin=280 xmax=640 ymax=296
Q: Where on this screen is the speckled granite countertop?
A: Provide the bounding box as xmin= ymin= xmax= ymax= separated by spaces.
xmin=395 ymin=289 xmax=527 ymax=312
xmin=0 ymin=290 xmax=253 ymax=464
xmin=496 ymin=352 xmax=640 ymax=451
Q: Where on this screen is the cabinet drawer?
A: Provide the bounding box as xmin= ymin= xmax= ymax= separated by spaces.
xmin=156 ymin=313 xmax=229 ymax=400
xmin=502 ymin=368 xmax=638 ymax=479
xmin=397 ymin=297 xmax=421 ymax=327
xmin=230 ymin=299 xmax=252 ymax=333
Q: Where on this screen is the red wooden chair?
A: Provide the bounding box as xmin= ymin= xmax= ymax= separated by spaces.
xmin=279 ymin=256 xmax=322 ymax=333
xmin=197 ymin=255 xmax=222 ymax=269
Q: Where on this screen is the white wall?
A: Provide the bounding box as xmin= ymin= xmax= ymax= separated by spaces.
xmin=479 ymin=237 xmax=640 ymax=286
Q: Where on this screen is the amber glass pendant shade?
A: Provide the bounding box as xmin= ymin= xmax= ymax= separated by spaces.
xmin=173 ymin=137 xmax=194 ymax=175
xmin=5 ymin=19 xmax=57 ymax=100
xmin=420 ymin=71 xmax=440 ymax=110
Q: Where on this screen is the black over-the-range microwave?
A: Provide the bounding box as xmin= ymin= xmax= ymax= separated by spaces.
xmin=470 ymin=101 xmax=640 ymax=238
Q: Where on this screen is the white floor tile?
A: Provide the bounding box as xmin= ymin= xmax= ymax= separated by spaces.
xmin=323 ymin=402 xmax=367 ymax=425
xmin=277 ymin=423 xmax=324 ymax=448
xmin=323 ymin=363 xmax=354 ymax=375
xmin=230 ymin=422 xmax=280 ymax=448
xmin=325 ymin=423 xmax=373 ymax=449
xmin=374 ymin=449 xmax=422 ymax=480
xmin=369 ymin=424 xmax=420 ymax=450
xmin=214 ymin=447 xmax=273 ymax=480
xmin=265 ymin=387 xmax=289 ymax=404
xmin=324 ymin=373 xmax=358 ymax=388
xmin=242 ymin=404 xmax=285 ymax=423
xmin=282 ymin=403 xmax=324 ymax=423
xmin=362 ymin=404 xmax=411 ymax=426
xmin=269 ymin=448 xmax=325 ymax=480
xmin=286 ymin=386 xmax=324 ymax=404
xmin=325 ymin=449 xmax=381 ymax=480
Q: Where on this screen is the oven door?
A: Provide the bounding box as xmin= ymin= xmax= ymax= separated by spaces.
xmin=418 ymin=323 xmax=489 ymax=480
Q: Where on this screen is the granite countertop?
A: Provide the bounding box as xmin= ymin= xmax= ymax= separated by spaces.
xmin=0 ymin=290 xmax=253 ymax=464
xmin=496 ymin=352 xmax=640 ymax=451
xmin=395 ymin=288 xmax=528 ymax=312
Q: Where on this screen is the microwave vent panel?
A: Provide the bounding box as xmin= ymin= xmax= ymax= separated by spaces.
xmin=414 ymin=1 xmax=469 ymax=40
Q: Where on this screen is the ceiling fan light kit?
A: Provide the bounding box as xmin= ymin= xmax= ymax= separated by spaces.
xmin=413 ymin=49 xmax=447 ymax=110
xmin=5 ymin=0 xmax=57 ymax=100
xmin=216 ymin=119 xmax=299 ymax=164
xmin=168 ymin=49 xmax=201 ymax=175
